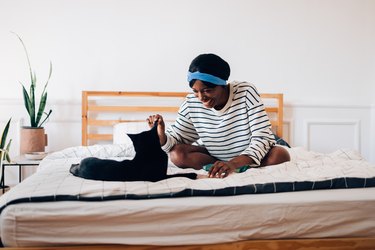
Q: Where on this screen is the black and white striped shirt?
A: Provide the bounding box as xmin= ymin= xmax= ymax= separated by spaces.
xmin=162 ymin=81 xmax=275 ymax=165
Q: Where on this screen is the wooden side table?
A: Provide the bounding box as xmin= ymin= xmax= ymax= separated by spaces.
xmin=1 ymin=155 xmax=42 ymax=193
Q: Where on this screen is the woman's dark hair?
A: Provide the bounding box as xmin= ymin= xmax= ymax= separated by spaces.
xmin=188 ymin=53 xmax=230 ymax=88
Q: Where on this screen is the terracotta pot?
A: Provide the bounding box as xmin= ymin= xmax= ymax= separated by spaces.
xmin=20 ymin=127 xmax=48 ymax=154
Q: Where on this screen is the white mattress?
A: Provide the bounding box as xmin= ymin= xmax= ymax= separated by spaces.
xmin=1 ymin=188 xmax=375 ymax=247
xmin=1 ymin=144 xmax=375 ymax=247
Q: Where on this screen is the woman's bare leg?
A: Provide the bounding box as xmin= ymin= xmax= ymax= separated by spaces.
xmin=170 ymin=144 xmax=291 ymax=169
xmin=260 ymin=146 xmax=291 ymax=166
xmin=169 ymin=144 xmax=216 ymax=170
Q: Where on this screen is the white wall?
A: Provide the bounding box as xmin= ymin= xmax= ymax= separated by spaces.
xmin=371 ymin=54 xmax=375 ymax=164
xmin=1 ymin=0 xmax=374 ymax=102
xmin=0 ymin=0 xmax=375 ymax=184
xmin=372 ymin=106 xmax=375 ymax=163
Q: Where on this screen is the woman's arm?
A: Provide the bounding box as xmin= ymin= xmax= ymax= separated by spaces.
xmin=240 ymin=84 xmax=275 ymax=165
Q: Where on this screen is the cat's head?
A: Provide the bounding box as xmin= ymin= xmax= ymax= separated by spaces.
xmin=127 ymin=122 xmax=161 ymax=153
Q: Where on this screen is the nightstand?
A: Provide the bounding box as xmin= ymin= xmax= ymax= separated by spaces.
xmin=1 ymin=155 xmax=42 ymax=193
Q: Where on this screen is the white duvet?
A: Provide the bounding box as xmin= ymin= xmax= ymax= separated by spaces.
xmin=0 ymin=144 xmax=374 ymax=206
xmin=1 ymin=144 xmax=375 ymax=247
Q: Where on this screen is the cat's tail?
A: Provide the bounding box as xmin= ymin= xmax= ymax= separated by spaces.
xmin=166 ymin=173 xmax=197 ymax=180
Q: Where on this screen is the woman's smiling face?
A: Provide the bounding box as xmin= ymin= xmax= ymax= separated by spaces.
xmin=191 ymin=80 xmax=228 ymax=110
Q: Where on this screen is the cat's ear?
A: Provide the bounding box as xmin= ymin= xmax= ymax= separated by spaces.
xmin=127 ymin=125 xmax=151 ymax=143
xmin=151 ymin=121 xmax=158 ymax=130
xmin=127 ymin=121 xmax=158 ymax=144
xmin=127 ymin=133 xmax=136 ymax=142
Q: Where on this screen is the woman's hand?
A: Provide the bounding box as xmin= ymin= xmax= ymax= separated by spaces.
xmin=208 ymin=155 xmax=254 ymax=178
xmin=208 ymin=161 xmax=237 ymax=178
xmin=146 ymin=114 xmax=167 ymax=146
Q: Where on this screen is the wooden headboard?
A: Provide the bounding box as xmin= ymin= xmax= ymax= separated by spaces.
xmin=81 ymin=91 xmax=283 ymax=146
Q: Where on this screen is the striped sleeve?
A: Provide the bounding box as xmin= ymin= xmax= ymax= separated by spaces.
xmin=240 ymin=84 xmax=275 ymax=165
xmin=161 ymin=98 xmax=199 ymax=152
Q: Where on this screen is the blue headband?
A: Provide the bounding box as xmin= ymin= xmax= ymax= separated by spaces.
xmin=187 ymin=71 xmax=227 ymax=86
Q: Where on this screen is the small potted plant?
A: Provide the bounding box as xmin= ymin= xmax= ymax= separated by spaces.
xmin=0 ymin=118 xmax=12 ymax=189
xmin=13 ymin=33 xmax=52 ymax=154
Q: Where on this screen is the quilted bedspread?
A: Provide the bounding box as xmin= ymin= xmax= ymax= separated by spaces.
xmin=1 ymin=144 xmax=375 ymax=213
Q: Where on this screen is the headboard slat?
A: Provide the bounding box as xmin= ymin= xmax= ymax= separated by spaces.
xmin=88 ymin=105 xmax=180 ymax=113
xmin=82 ymin=91 xmax=284 ymax=146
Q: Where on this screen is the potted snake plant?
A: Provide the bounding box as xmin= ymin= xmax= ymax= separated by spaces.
xmin=13 ymin=33 xmax=52 ymax=154
xmin=1 ymin=118 xmax=12 ymax=189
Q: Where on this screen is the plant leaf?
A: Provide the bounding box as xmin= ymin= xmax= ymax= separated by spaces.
xmin=38 ymin=109 xmax=52 ymax=128
xmin=42 ymin=62 xmax=53 ymax=95
xmin=32 ymin=71 xmax=37 ymax=87
xmin=35 ymin=92 xmax=47 ymax=126
xmin=11 ymin=32 xmax=34 ymax=85
xmin=29 ymin=82 xmax=36 ymax=127
xmin=0 ymin=118 xmax=11 ymax=149
xmin=22 ymin=84 xmax=35 ymax=127
xmin=21 ymin=84 xmax=32 ymax=114
xmin=5 ymin=139 xmax=12 ymax=163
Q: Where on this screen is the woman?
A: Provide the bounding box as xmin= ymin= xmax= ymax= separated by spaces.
xmin=147 ymin=53 xmax=290 ymax=178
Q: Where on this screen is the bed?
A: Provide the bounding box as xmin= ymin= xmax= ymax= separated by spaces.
xmin=0 ymin=91 xmax=375 ymax=249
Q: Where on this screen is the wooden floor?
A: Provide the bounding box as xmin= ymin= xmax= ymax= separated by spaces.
xmin=2 ymin=237 xmax=375 ymax=250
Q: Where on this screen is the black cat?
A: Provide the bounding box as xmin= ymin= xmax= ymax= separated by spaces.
xmin=70 ymin=123 xmax=197 ymax=182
